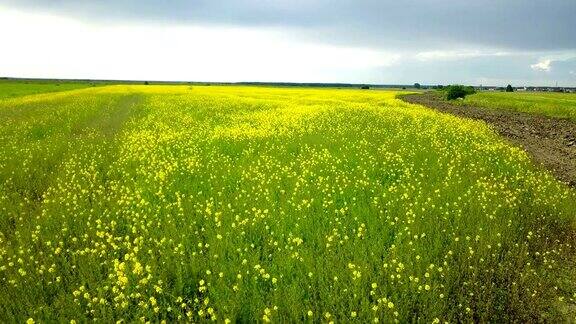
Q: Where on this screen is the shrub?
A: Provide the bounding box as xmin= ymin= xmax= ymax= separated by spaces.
xmin=445 ymin=85 xmax=476 ymax=100
xmin=506 ymin=84 xmax=514 ymax=92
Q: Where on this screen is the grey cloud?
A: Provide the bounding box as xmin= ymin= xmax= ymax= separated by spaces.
xmin=2 ymin=0 xmax=575 ymax=85
xmin=378 ymin=55 xmax=576 ymax=86
xmin=2 ymin=0 xmax=575 ymax=51
xmin=551 ymin=57 xmax=576 ymax=73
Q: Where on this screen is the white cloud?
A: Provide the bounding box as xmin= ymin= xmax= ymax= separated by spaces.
xmin=530 ymin=59 xmax=552 ymax=72
xmin=0 ymin=6 xmax=400 ymax=83
xmin=414 ymin=50 xmax=511 ymax=61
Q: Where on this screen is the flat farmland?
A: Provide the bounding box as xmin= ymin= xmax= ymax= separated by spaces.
xmin=459 ymin=91 xmax=576 ymax=121
xmin=0 ymin=85 xmax=575 ymax=322
xmin=0 ymin=80 xmax=95 ymax=100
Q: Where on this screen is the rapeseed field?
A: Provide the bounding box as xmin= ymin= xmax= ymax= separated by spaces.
xmin=0 ymin=85 xmax=575 ymax=322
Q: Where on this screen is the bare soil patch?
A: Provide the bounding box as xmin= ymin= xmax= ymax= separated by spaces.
xmin=401 ymin=92 xmax=576 ymax=187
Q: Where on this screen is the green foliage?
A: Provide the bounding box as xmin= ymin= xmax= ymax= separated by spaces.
xmin=506 ymin=85 xmax=514 ymax=92
xmin=0 ymin=80 xmax=94 ymax=100
xmin=0 ymin=85 xmax=574 ymax=323
xmin=444 ymin=85 xmax=476 ymax=100
xmin=458 ymin=91 xmax=576 ymax=121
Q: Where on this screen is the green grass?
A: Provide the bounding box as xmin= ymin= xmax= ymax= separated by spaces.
xmin=0 ymin=85 xmax=575 ymax=323
xmin=0 ymin=80 xmax=96 ymax=100
xmin=459 ymin=91 xmax=576 ymax=121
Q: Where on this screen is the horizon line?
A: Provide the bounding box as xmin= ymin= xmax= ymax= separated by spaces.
xmin=2 ymin=76 xmax=575 ymax=89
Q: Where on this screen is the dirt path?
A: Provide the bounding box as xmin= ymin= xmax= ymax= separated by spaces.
xmin=401 ymin=92 xmax=576 ymax=187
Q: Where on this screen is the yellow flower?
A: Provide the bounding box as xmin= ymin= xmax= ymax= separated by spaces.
xmin=133 ymin=262 xmax=143 ymax=275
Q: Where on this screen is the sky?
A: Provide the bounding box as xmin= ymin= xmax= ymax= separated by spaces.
xmin=0 ymin=0 xmax=575 ymax=86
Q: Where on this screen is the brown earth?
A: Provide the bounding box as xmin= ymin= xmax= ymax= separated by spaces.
xmin=400 ymin=92 xmax=576 ymax=187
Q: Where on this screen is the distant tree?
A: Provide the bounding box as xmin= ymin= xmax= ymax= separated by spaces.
xmin=361 ymin=85 xmax=370 ymax=90
xmin=506 ymin=84 xmax=514 ymax=92
xmin=414 ymin=83 xmax=421 ymax=89
xmin=144 ymin=81 xmax=149 ymax=85
xmin=445 ymin=85 xmax=476 ymax=100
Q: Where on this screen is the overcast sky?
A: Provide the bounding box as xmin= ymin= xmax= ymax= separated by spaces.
xmin=1 ymin=0 xmax=575 ymax=86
